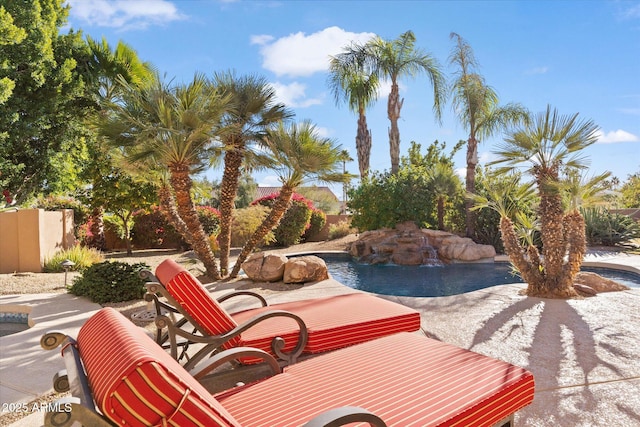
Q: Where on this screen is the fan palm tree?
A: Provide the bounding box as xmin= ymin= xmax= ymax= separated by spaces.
xmin=213 ymin=71 xmax=293 ymax=274
xmin=101 ymin=73 xmax=230 ymax=279
xmin=328 ymin=47 xmax=378 ymax=178
xmin=363 ymin=30 xmax=446 ymax=175
xmin=449 ymin=32 xmax=529 ymax=238
xmin=229 ymin=121 xmax=348 ymax=277
xmin=489 ymin=105 xmax=600 ymax=298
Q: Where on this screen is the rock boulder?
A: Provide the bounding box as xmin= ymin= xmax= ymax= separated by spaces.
xmin=241 ymin=253 xmax=288 ymax=282
xmin=283 ymin=255 xmax=330 ymax=284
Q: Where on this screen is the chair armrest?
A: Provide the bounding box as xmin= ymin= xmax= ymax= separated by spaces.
xmin=217 ymin=291 xmax=268 ymax=307
xmin=166 ymin=309 xmax=308 ymax=370
xmin=302 ymin=406 xmax=387 ymax=427
xmin=190 ymin=346 xmax=281 ymax=380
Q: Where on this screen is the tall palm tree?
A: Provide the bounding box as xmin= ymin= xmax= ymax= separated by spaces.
xmin=364 ymin=30 xmax=446 ymax=175
xmin=489 ymin=105 xmax=600 ymax=298
xmin=328 ymin=47 xmax=378 ymax=178
xmin=101 ymin=74 xmax=230 ymax=279
xmin=213 ymin=71 xmax=293 ymax=274
xmin=229 ymin=121 xmax=348 ymax=277
xmin=449 ymin=32 xmax=529 ymax=238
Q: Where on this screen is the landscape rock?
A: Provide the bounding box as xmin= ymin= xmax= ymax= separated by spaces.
xmin=241 ymin=253 xmax=287 ymax=282
xmin=283 ymin=255 xmax=329 ymax=284
xmin=574 ymin=271 xmax=630 ymax=293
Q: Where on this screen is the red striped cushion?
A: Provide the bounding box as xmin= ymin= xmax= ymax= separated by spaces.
xmin=216 ymin=332 xmax=534 ymax=427
xmin=231 ymin=293 xmax=421 ymax=354
xmin=77 ymin=308 xmax=240 ymax=427
xmin=157 ymin=260 xmax=241 ymax=347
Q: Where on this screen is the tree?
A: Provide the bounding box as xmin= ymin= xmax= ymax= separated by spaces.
xmin=0 ymin=0 xmax=92 ymax=204
xmin=213 ymin=71 xmax=293 ymax=274
xmin=363 ymin=30 xmax=446 ymax=174
xmin=620 ymin=172 xmax=640 ymax=208
xmin=429 ymin=162 xmax=461 ymax=230
xmin=89 ymin=171 xmax=157 ymax=255
xmin=488 ymin=106 xmax=600 ymax=298
xmin=101 ymin=74 xmax=230 ymax=279
xmin=229 ymin=121 xmax=348 ymax=277
xmin=328 ymin=46 xmax=378 ymax=178
xmin=448 ymin=32 xmax=530 ymax=238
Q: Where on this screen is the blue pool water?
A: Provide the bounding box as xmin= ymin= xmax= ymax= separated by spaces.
xmin=317 ymin=254 xmax=640 ymax=297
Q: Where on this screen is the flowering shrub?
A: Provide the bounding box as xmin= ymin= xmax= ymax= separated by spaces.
xmin=252 ymin=192 xmax=314 ymax=247
xmin=302 ymin=208 xmax=327 ymax=241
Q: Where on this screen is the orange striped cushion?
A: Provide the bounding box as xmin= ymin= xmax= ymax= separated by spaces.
xmin=156 ymin=260 xmax=241 ymax=347
xmin=231 ymin=293 xmax=421 ymax=354
xmin=77 ymin=308 xmax=240 ymax=427
xmin=216 ymin=332 xmax=535 ymax=427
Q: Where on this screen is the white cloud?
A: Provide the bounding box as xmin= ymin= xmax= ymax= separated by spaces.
xmin=618 ymin=107 xmax=640 ymax=116
xmin=269 ymin=81 xmax=324 ymax=108
xmin=258 ymin=175 xmax=282 ymax=187
xmin=253 ymin=26 xmax=376 ymax=77
xmin=67 ymin=0 xmax=184 ymax=29
xmin=525 ymin=66 xmax=549 ymax=75
xmin=595 ymin=129 xmax=640 ymax=144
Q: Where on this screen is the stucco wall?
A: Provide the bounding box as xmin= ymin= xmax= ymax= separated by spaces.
xmin=305 ymin=215 xmax=351 ymax=242
xmin=0 ymin=209 xmax=75 ymax=273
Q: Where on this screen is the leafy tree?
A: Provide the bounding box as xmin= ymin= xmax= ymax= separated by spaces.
xmin=489 ymin=106 xmax=599 ymax=298
xmin=448 ymin=33 xmax=529 ymax=238
xmin=328 ymin=46 xmax=378 ymax=178
xmin=361 ymin=30 xmax=446 ymax=174
xmin=101 ymin=74 xmax=230 ymax=279
xmin=620 ymin=172 xmax=640 ymax=208
xmin=230 ymin=121 xmax=348 ymax=277
xmin=429 ymin=162 xmax=461 ymax=230
xmin=213 ymin=71 xmax=293 ymax=274
xmin=89 ymin=172 xmax=157 ymax=255
xmin=0 ymin=0 xmax=92 ymax=204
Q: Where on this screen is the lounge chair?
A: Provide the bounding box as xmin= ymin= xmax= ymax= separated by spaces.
xmin=143 ymin=258 xmax=421 ymax=368
xmin=41 ymin=307 xmax=535 ymax=427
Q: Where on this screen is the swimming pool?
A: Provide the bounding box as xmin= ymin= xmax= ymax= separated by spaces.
xmin=317 ymin=254 xmax=640 ymax=297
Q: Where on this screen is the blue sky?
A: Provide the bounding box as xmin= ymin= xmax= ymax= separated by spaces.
xmin=65 ymin=0 xmax=640 ymax=197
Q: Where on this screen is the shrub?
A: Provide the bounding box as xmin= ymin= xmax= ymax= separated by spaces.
xmin=328 ymin=220 xmax=354 ymax=240
xmin=581 ymin=207 xmax=640 ymax=246
xmin=253 ymin=193 xmax=313 ymax=247
xmin=230 ymin=205 xmax=274 ymax=247
xmin=303 ymin=208 xmax=327 ymax=241
xmin=68 ymin=261 xmax=149 ymax=304
xmin=196 ymin=205 xmax=221 ymax=236
xmin=44 ymin=245 xmax=104 ymax=272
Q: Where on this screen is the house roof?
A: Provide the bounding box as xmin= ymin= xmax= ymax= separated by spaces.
xmin=255 ymin=186 xmax=339 ymax=202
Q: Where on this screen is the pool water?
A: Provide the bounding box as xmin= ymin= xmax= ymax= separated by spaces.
xmin=0 ymin=312 xmax=30 ymax=337
xmin=318 ymin=254 xmax=640 ymax=297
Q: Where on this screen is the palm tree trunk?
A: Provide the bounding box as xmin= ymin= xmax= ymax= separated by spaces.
xmin=356 ymin=109 xmax=372 ymax=178
xmin=169 ymin=165 xmax=221 ymax=280
xmin=560 ymin=209 xmax=585 ymax=296
xmin=437 ymin=197 xmax=445 ymax=230
xmin=387 ymin=81 xmax=404 ymax=175
xmin=88 ymin=206 xmax=106 ymax=250
xmin=158 ymin=183 xmax=193 ymax=246
xmin=230 ymin=186 xmax=294 ymax=278
xmin=218 ymin=146 xmax=244 ymax=275
xmin=465 ymin=136 xmax=478 ymax=238
xmin=500 ymin=216 xmax=544 ymax=293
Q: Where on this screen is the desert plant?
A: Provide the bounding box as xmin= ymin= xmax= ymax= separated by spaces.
xmin=328 ymin=220 xmax=354 ymax=240
xmin=68 ymin=261 xmax=149 ymax=304
xmin=581 ymin=207 xmax=640 ymax=246
xmin=44 ymin=246 xmax=104 ymax=272
xmin=230 ymin=205 xmax=274 ymax=248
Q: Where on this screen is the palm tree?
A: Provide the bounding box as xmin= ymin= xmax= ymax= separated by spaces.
xmin=449 ymin=32 xmax=529 ymax=238
xmin=101 ymin=74 xmax=230 ymax=279
xmin=489 ymin=105 xmax=600 ymax=298
xmin=328 ymin=47 xmax=378 ymax=178
xmin=364 ymin=30 xmax=446 ymax=174
xmin=213 ymin=71 xmax=293 ymax=274
xmin=229 ymin=121 xmax=348 ymax=277
xmin=429 ymin=162 xmax=460 ymax=230
xmin=338 ymin=149 xmax=353 ymax=212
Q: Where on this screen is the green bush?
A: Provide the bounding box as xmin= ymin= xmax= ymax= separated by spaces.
xmin=68 ymin=261 xmax=149 ymax=304
xmin=581 ymin=207 xmax=640 ymax=246
xmin=44 ymin=245 xmax=104 ymax=272
xmin=328 ymin=220 xmax=354 ymax=240
xmin=303 ymin=208 xmax=327 ymax=241
xmin=253 ymin=193 xmax=313 ymax=247
xmin=230 ymin=205 xmax=274 ymax=247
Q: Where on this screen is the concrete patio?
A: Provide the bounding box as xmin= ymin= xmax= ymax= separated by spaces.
xmin=1 ymin=250 xmax=639 ymax=426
